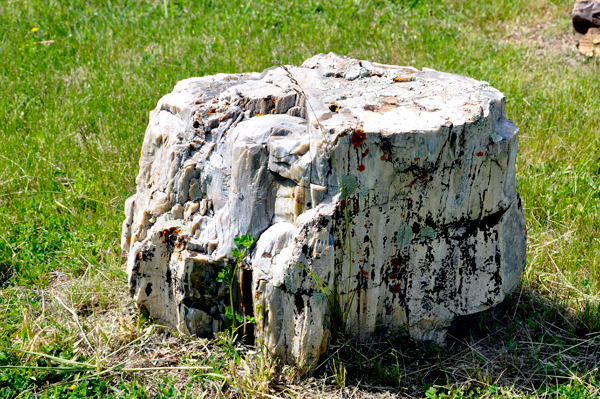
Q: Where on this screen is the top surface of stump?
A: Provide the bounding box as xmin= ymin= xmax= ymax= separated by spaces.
xmin=170 ymin=52 xmax=506 ymax=139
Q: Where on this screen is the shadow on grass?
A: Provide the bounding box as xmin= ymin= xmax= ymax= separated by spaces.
xmin=316 ymin=284 xmax=600 ymax=397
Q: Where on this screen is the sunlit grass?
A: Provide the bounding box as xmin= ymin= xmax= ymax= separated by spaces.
xmin=1 ymin=0 xmax=599 ymax=397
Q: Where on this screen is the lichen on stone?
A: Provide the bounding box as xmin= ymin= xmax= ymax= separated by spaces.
xmin=341 ymin=174 xmax=358 ymax=198
xmin=397 ymin=223 xmax=413 ymax=248
xmin=420 ymin=226 xmax=437 ymax=242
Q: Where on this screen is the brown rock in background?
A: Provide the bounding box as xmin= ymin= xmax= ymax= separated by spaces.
xmin=572 ymin=0 xmax=600 ymax=34
xmin=579 ymin=27 xmax=600 ymax=55
xmin=573 ymin=1 xmax=600 ymax=55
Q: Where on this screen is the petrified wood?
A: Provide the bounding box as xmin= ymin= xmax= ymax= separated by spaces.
xmin=121 ymin=53 xmax=527 ymax=370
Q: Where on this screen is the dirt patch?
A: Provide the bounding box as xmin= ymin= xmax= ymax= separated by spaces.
xmin=505 ymin=18 xmax=586 ymax=64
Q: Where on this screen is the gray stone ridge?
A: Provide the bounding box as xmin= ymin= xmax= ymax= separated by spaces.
xmin=121 ymin=52 xmax=527 ymax=370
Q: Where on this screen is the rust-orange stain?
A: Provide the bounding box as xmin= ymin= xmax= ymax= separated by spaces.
xmin=357 ymin=164 xmax=366 ymax=172
xmin=476 ymin=151 xmax=484 ymax=157
xmin=380 ymin=155 xmax=387 ymax=161
xmin=362 ymin=149 xmax=369 ymax=158
xmin=394 ymin=76 xmax=414 ymax=83
xmin=350 ymin=129 xmax=366 ymax=149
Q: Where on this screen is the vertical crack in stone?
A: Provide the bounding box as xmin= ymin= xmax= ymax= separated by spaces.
xmin=240 ymin=267 xmax=255 ymax=345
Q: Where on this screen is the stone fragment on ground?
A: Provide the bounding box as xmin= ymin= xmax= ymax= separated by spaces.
xmin=121 ymin=53 xmax=527 ymax=371
xmin=573 ymin=0 xmax=600 ymax=55
xmin=579 ymin=27 xmax=600 ymax=55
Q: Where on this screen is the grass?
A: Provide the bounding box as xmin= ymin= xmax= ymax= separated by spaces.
xmin=1 ymin=0 xmax=599 ymax=397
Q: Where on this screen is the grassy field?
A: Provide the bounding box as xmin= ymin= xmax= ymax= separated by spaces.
xmin=1 ymin=0 xmax=599 ymax=397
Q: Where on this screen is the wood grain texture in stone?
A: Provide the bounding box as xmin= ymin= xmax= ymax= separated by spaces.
xmin=121 ymin=53 xmax=527 ymax=370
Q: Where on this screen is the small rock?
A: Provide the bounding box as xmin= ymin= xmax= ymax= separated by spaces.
xmin=579 ymin=27 xmax=600 ymax=55
xmin=573 ymin=0 xmax=600 ymax=34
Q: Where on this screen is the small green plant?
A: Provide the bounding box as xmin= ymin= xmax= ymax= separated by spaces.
xmin=331 ymin=354 xmax=346 ymax=389
xmin=216 ymin=234 xmax=255 ymax=331
xmin=295 ymin=261 xmax=347 ymax=341
xmin=228 ymin=344 xmax=278 ymax=399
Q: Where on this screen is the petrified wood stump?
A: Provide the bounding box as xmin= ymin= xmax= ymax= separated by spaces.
xmin=121 ymin=53 xmax=527 ymax=370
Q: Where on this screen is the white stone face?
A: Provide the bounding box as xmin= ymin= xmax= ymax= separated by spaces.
xmin=122 ymin=53 xmax=526 ymax=370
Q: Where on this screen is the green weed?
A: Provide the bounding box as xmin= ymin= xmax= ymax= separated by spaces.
xmin=217 ymin=234 xmax=255 ymax=332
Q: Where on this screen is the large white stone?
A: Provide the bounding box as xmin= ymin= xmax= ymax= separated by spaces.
xmin=122 ymin=53 xmax=526 ymax=371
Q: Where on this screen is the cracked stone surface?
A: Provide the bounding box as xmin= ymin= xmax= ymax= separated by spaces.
xmin=121 ymin=53 xmax=527 ymax=370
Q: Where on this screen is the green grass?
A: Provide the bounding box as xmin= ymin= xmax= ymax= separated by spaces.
xmin=1 ymin=0 xmax=600 ymax=397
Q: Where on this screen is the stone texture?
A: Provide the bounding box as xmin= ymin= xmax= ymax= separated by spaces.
xmin=121 ymin=53 xmax=527 ymax=371
xmin=579 ymin=27 xmax=600 ymax=56
xmin=573 ymin=0 xmax=600 ymax=34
